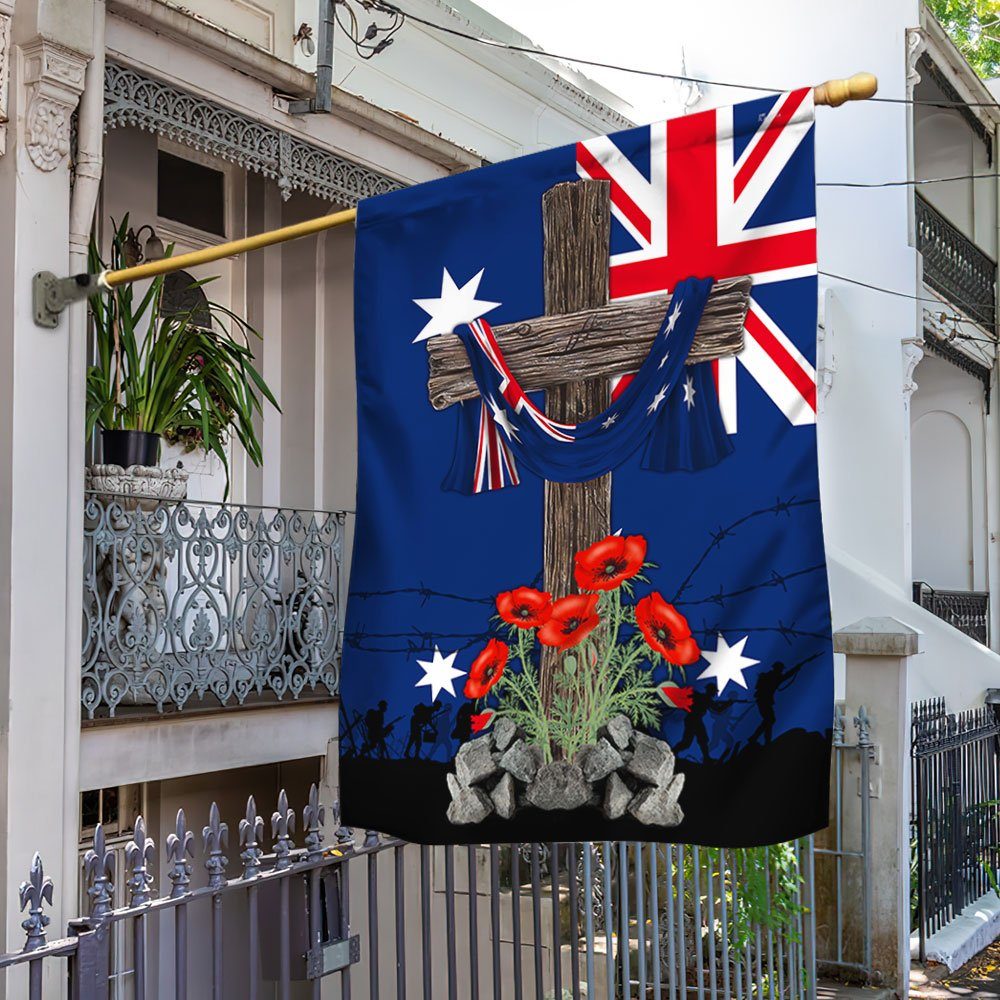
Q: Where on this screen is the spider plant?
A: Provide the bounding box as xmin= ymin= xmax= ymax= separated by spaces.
xmin=86 ymin=217 xmax=278 ymax=497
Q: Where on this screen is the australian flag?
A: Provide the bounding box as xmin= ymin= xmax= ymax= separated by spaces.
xmin=342 ymin=88 xmax=832 ymax=846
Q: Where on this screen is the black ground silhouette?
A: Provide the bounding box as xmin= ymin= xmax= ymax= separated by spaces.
xmin=341 ymin=727 xmax=831 ymax=846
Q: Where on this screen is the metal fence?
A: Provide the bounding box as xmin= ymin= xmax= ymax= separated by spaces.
xmin=0 ymin=786 xmax=822 ymax=999
xmin=913 ymin=581 xmax=990 ymax=647
xmin=915 ymin=192 xmax=998 ymax=333
xmin=82 ymin=492 xmax=346 ymax=717
xmin=911 ymin=696 xmax=1000 ymax=959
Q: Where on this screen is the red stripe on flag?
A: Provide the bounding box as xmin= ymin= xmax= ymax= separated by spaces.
xmin=733 ymin=88 xmax=809 ymax=199
xmin=577 ymin=142 xmax=652 ymax=244
xmin=743 ymin=308 xmax=816 ymax=412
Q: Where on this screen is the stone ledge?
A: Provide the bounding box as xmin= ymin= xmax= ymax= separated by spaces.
xmin=910 ymin=890 xmax=1000 ymax=973
xmin=834 ymin=617 xmax=923 ymax=657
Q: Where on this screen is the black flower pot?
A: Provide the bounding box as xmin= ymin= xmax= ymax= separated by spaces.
xmin=101 ymin=429 xmax=161 ymax=468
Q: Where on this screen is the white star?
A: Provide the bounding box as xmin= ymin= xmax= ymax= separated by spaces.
xmin=665 ymin=301 xmax=682 ymax=335
xmin=646 ymin=386 xmax=668 ymax=416
xmin=601 ymin=413 xmax=619 ymax=430
xmin=697 ymin=635 xmax=760 ymax=695
xmin=415 ymin=646 xmax=466 ymax=700
xmin=412 ymin=268 xmax=501 ymax=343
xmin=683 ymin=375 xmax=697 ymax=411
xmin=658 ymin=351 xmax=671 ymax=371
xmin=487 ymin=396 xmax=519 ymax=441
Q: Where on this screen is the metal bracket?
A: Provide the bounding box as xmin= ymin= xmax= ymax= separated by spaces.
xmin=290 ymin=0 xmax=334 ymax=115
xmin=306 ymin=934 xmax=360 ymax=979
xmin=33 ymin=271 xmax=103 ymax=329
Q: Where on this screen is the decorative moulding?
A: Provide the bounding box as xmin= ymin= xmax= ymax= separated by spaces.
xmin=85 ymin=463 xmax=189 ymax=509
xmin=103 ymin=61 xmax=402 ymax=205
xmin=20 ymin=38 xmax=88 ymax=171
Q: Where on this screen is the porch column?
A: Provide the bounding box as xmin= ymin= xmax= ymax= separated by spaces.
xmin=0 ymin=2 xmax=92 ymax=992
xmin=834 ymin=616 xmax=921 ymax=997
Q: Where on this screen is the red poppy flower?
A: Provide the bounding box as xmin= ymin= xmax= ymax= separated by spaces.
xmin=496 ymin=587 xmax=553 ymax=629
xmin=471 ymin=710 xmax=495 ymax=733
xmin=537 ymin=593 xmax=601 ymax=651
xmin=464 ymin=639 xmax=509 ymax=699
xmin=636 ymin=593 xmax=700 ymax=665
xmin=659 ymin=685 xmax=694 ymax=712
xmin=574 ymin=534 xmax=647 ymax=591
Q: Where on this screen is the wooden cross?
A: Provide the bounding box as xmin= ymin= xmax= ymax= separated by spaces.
xmin=426 ymin=179 xmax=751 ymax=711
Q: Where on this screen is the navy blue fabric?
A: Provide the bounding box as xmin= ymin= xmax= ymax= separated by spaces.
xmin=341 ymin=94 xmax=832 ymax=847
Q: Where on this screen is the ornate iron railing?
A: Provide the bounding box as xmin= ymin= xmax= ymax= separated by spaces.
xmin=0 ymin=784 xmax=822 ymax=999
xmin=911 ymin=697 xmax=1000 ymax=959
xmin=913 ymin=581 xmax=990 ymax=646
xmin=82 ymin=493 xmax=346 ymax=717
xmin=915 ymin=193 xmax=998 ymax=333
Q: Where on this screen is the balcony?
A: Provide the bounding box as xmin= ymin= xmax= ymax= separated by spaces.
xmin=82 ymin=493 xmax=346 ymax=718
xmin=915 ymin=193 xmax=997 ymax=333
xmin=913 ymin=580 xmax=990 ymax=646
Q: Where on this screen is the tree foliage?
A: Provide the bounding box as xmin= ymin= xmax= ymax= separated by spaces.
xmin=928 ymin=0 xmax=1000 ymax=79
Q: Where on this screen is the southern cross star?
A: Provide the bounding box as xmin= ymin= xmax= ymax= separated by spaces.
xmin=412 ymin=268 xmax=500 ymax=343
xmin=487 ymin=396 xmax=519 ymax=441
xmin=601 ymin=413 xmax=619 ymax=430
xmin=658 ymin=350 xmax=671 ymax=370
xmin=646 ymin=386 xmax=668 ymax=416
xmin=697 ymin=635 xmax=760 ymax=695
xmin=683 ymin=375 xmax=697 ymax=411
xmin=415 ymin=646 xmax=466 ymax=700
xmin=664 ymin=301 xmax=682 ymax=335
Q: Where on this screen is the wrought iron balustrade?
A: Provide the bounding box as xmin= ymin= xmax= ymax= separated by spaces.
xmin=82 ymin=493 xmax=346 ymax=717
xmin=915 ymin=193 xmax=998 ymax=333
xmin=913 ymin=581 xmax=990 ymax=646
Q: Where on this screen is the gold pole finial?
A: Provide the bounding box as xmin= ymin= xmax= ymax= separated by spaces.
xmin=814 ymin=72 xmax=878 ymax=107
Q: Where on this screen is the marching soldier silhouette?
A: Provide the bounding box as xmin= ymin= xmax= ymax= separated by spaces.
xmin=405 ymin=700 xmax=446 ymax=758
xmin=452 ymin=702 xmax=476 ymax=744
xmin=361 ymin=700 xmax=402 ymax=759
xmin=673 ymin=682 xmax=735 ymax=762
xmin=746 ymin=654 xmax=819 ymax=746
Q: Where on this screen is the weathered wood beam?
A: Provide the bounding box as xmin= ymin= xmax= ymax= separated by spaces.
xmin=425 ymin=275 xmax=751 ymax=410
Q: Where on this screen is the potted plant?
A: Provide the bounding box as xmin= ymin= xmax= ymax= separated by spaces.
xmin=85 ymin=217 xmax=278 ymax=497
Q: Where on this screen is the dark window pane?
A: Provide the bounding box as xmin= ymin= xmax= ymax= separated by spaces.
xmin=102 ymin=786 xmax=119 ymax=826
xmin=157 ymin=151 xmax=226 ymax=236
xmin=81 ymin=790 xmax=100 ymax=830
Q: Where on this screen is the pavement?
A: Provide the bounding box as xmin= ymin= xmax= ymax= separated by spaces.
xmin=910 ymin=941 xmax=1000 ymax=998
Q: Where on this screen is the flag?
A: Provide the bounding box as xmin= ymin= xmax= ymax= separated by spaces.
xmin=342 ymin=90 xmax=832 ymax=847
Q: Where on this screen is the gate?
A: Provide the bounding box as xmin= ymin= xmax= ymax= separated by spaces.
xmin=911 ymin=696 xmax=1000 ymax=959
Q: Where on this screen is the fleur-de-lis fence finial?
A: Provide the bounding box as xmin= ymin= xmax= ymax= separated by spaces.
xmin=83 ymin=825 xmax=115 ymax=920
xmin=202 ymin=802 xmax=229 ymax=890
xmin=19 ymin=853 xmax=53 ymax=952
xmin=125 ymin=817 xmax=156 ymax=907
xmin=854 ymin=704 xmax=874 ymax=753
xmin=832 ymin=703 xmax=846 ymax=748
xmin=166 ymin=810 xmax=195 ymax=898
xmin=304 ymin=784 xmax=326 ymax=862
xmin=332 ymin=797 xmax=354 ymax=851
xmin=272 ymin=789 xmax=296 ymax=870
xmin=240 ymin=796 xmax=264 ymax=879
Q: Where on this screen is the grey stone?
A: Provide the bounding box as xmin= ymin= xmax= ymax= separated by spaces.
xmin=524 ymin=762 xmax=592 ymax=811
xmin=446 ymin=773 xmax=463 ymax=798
xmin=456 ymin=737 xmax=500 ymax=787
xmin=447 ymin=786 xmax=494 ymax=825
xmin=628 ymin=776 xmax=685 ymax=827
xmin=499 ymin=739 xmax=543 ymax=784
xmin=493 ymin=716 xmax=519 ymax=753
xmin=490 ymin=772 xmax=517 ymax=820
xmin=604 ymin=714 xmax=633 ymax=750
xmin=603 ymin=771 xmax=632 ymax=820
xmin=577 ymin=738 xmax=624 ymax=783
xmin=626 ymin=733 xmax=675 ymax=786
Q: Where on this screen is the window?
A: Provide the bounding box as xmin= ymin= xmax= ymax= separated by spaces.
xmin=157 ymin=150 xmax=226 ymax=236
xmin=80 ymin=784 xmax=142 ymax=842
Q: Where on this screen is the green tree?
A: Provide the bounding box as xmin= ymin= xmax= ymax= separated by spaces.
xmin=928 ymin=0 xmax=1000 ymax=79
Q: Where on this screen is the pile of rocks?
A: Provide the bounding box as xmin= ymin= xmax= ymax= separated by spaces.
xmin=446 ymin=713 xmax=684 ymax=827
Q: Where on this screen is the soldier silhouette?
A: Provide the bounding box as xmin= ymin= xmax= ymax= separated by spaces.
xmin=362 ymin=700 xmax=390 ymax=759
xmin=427 ymin=703 xmax=455 ymax=760
xmin=405 ymin=700 xmax=443 ymax=758
xmin=452 ymin=702 xmax=476 ymax=744
xmin=673 ymin=682 xmax=735 ymax=762
xmin=746 ymin=655 xmax=816 ymax=746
